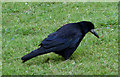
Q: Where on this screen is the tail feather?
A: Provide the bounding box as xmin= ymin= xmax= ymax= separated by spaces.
xmin=21 ymin=47 xmax=47 ymax=63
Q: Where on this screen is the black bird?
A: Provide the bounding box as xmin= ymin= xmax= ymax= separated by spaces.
xmin=21 ymin=21 xmax=99 ymax=63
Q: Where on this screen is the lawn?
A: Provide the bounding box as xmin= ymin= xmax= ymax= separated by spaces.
xmin=2 ymin=2 xmax=118 ymax=75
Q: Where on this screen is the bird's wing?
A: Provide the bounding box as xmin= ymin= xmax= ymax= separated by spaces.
xmin=39 ymin=31 xmax=83 ymax=51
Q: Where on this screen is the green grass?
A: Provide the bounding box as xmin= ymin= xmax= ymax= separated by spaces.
xmin=0 ymin=26 xmax=1 ymax=76
xmin=2 ymin=2 xmax=118 ymax=75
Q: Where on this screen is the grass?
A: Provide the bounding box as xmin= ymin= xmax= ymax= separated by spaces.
xmin=2 ymin=2 xmax=118 ymax=75
xmin=0 ymin=1 xmax=2 ymax=76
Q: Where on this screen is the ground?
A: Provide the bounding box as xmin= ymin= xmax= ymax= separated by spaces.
xmin=2 ymin=2 xmax=118 ymax=75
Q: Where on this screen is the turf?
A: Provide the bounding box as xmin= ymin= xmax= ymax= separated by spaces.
xmin=2 ymin=2 xmax=118 ymax=75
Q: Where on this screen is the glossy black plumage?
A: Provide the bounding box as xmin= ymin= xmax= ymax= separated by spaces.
xmin=21 ymin=21 xmax=99 ymax=63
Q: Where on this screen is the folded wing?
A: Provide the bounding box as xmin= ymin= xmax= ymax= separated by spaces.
xmin=39 ymin=31 xmax=83 ymax=52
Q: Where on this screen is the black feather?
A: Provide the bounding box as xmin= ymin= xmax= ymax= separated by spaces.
xmin=21 ymin=21 xmax=99 ymax=63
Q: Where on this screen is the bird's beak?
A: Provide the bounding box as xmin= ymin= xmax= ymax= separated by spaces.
xmin=90 ymin=29 xmax=99 ymax=38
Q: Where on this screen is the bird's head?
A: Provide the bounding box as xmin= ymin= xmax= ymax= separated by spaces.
xmin=80 ymin=21 xmax=99 ymax=38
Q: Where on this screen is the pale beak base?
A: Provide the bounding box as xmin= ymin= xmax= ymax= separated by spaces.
xmin=90 ymin=29 xmax=99 ymax=38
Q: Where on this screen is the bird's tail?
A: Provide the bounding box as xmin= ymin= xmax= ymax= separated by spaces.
xmin=21 ymin=47 xmax=47 ymax=63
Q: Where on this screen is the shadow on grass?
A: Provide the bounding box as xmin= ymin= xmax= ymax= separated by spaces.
xmin=23 ymin=54 xmax=65 ymax=65
xmin=22 ymin=51 xmax=86 ymax=66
